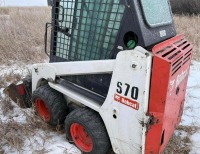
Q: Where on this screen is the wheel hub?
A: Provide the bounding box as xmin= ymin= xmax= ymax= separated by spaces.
xmin=70 ymin=123 xmax=93 ymax=152
xmin=35 ymin=98 xmax=50 ymax=122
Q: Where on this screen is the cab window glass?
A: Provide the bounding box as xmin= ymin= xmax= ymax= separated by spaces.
xmin=141 ymin=0 xmax=173 ymax=27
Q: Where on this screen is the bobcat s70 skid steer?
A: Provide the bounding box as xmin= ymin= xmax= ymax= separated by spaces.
xmin=4 ymin=0 xmax=193 ymax=153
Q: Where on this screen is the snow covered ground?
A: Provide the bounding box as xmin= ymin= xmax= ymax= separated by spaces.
xmin=182 ymin=61 xmax=200 ymax=153
xmin=0 ymin=61 xmax=200 ymax=154
xmin=0 ymin=64 xmax=81 ymax=154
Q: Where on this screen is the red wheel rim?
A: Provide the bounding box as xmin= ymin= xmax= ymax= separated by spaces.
xmin=70 ymin=123 xmax=93 ymax=152
xmin=34 ymin=98 xmax=50 ymax=122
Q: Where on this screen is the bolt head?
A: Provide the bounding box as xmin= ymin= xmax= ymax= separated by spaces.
xmin=132 ymin=64 xmax=137 ymax=68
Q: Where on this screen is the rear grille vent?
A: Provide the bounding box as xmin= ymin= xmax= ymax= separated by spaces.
xmin=156 ymin=45 xmax=182 ymax=61
xmin=171 ymin=40 xmax=192 ymax=76
xmin=182 ymin=44 xmax=190 ymax=50
xmin=156 ymin=46 xmax=172 ymax=54
xmin=172 ymin=56 xmax=183 ymax=76
xmin=162 ymin=48 xmax=176 ymax=58
xmin=177 ymin=40 xmax=187 ymax=48
xmin=154 ymin=35 xmax=193 ymax=76
xmin=168 ymin=50 xmax=181 ymax=60
xmin=183 ymin=49 xmax=192 ymax=65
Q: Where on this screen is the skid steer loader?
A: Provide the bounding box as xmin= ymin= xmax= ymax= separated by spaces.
xmin=4 ymin=0 xmax=193 ymax=153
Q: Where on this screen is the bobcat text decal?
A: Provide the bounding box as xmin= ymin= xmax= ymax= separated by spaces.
xmin=114 ymin=94 xmax=139 ymax=110
xmin=170 ymin=68 xmax=189 ymax=91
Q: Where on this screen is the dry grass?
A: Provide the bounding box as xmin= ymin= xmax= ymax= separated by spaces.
xmin=170 ymin=0 xmax=200 ymax=15
xmin=174 ymin=15 xmax=200 ymax=61
xmin=0 ymin=7 xmax=50 ymax=65
xmin=0 ymin=95 xmax=54 ymax=153
xmin=0 ymin=71 xmax=62 ymax=153
xmin=0 ymin=8 xmax=199 ymax=64
xmin=164 ymin=125 xmax=199 ymax=154
xmin=0 ymin=72 xmax=21 ymax=88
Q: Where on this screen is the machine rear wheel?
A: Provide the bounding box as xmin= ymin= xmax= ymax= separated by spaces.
xmin=65 ymin=108 xmax=111 ymax=154
xmin=32 ymin=85 xmax=68 ymax=126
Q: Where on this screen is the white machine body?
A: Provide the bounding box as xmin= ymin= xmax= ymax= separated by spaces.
xmin=32 ymin=46 xmax=152 ymax=154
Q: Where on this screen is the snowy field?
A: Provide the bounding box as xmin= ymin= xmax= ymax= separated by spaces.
xmin=0 ymin=65 xmax=81 ymax=154
xmin=0 ymin=60 xmax=199 ymax=154
xmin=182 ymin=61 xmax=200 ymax=153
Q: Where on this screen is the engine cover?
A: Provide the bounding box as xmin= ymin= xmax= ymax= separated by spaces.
xmin=145 ymin=34 xmax=193 ymax=153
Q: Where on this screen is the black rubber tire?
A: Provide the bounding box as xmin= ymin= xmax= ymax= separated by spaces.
xmin=32 ymin=85 xmax=68 ymax=126
xmin=65 ymin=108 xmax=111 ymax=154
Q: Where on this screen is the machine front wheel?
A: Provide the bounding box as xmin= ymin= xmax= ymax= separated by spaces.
xmin=32 ymin=85 xmax=68 ymax=126
xmin=65 ymin=108 xmax=111 ymax=154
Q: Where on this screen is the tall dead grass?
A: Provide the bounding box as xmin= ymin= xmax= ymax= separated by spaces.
xmin=0 ymin=95 xmax=53 ymax=153
xmin=174 ymin=15 xmax=200 ymax=61
xmin=164 ymin=125 xmax=199 ymax=154
xmin=0 ymin=7 xmax=50 ymax=65
xmin=170 ymin=0 xmax=200 ymax=15
xmin=0 ymin=7 xmax=199 ymax=65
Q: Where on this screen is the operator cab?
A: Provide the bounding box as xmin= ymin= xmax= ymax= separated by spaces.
xmin=50 ymin=0 xmax=175 ymax=61
xmin=49 ymin=0 xmax=176 ymax=96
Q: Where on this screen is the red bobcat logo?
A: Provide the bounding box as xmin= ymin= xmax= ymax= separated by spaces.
xmin=114 ymin=94 xmax=139 ymax=110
